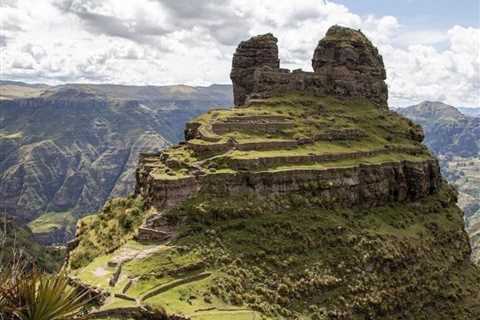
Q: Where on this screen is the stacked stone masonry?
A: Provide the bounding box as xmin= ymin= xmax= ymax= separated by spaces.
xmin=230 ymin=25 xmax=388 ymax=109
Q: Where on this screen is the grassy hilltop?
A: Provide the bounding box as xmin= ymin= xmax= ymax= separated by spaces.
xmin=67 ymin=95 xmax=480 ymax=319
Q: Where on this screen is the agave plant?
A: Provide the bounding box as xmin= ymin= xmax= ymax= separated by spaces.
xmin=0 ymin=257 xmax=90 ymax=320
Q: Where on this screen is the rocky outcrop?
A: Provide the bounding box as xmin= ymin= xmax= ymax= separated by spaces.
xmin=137 ymin=157 xmax=441 ymax=211
xmin=312 ymin=25 xmax=388 ymax=108
xmin=230 ymin=26 xmax=388 ymax=108
xmin=134 ymin=28 xmax=437 ymax=228
xmin=230 ymin=33 xmax=280 ymax=106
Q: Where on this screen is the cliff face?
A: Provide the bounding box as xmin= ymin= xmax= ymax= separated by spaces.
xmin=69 ymin=26 xmax=480 ymax=320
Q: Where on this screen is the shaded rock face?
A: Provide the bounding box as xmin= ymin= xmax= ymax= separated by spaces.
xmin=137 ymin=159 xmax=441 ymax=212
xmin=230 ymin=26 xmax=388 ymax=108
xmin=230 ymin=33 xmax=280 ymax=106
xmin=312 ymin=26 xmax=388 ymax=108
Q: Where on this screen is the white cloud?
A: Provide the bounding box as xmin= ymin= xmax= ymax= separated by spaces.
xmin=0 ymin=0 xmax=478 ymax=107
xmin=383 ymin=25 xmax=480 ymax=107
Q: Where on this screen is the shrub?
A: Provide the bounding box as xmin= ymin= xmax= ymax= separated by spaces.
xmin=69 ymin=196 xmax=146 ymax=269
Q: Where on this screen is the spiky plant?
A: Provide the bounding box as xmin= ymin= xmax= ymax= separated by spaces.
xmin=0 ymin=267 xmax=91 ymax=320
xmin=0 ymin=238 xmax=90 ymax=320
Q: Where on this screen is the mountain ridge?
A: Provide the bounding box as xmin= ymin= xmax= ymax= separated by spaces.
xmin=0 ymin=82 xmax=233 ymax=243
xmin=398 ymin=100 xmax=480 ymax=265
xmin=398 ymin=101 xmax=480 ymax=157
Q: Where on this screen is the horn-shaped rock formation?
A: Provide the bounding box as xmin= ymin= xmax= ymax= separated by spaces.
xmin=231 ymin=25 xmax=388 ymax=108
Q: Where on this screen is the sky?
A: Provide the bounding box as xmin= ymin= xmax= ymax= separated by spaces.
xmin=0 ymin=0 xmax=479 ymax=107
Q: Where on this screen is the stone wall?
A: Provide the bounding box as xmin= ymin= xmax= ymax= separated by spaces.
xmin=135 ymin=161 xmax=200 ymax=210
xmin=220 ymin=147 xmax=425 ymax=170
xmin=230 ymin=25 xmax=389 ymax=109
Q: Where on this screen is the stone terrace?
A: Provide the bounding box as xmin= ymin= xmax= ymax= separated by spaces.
xmin=135 ymin=94 xmax=437 ymax=214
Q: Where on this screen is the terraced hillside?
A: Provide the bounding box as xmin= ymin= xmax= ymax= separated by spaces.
xmin=135 ymin=95 xmax=434 ymax=215
xmin=67 ymin=27 xmax=480 ymax=319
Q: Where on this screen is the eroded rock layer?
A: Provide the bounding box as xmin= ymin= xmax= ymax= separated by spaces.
xmin=137 ymin=158 xmax=440 ymax=211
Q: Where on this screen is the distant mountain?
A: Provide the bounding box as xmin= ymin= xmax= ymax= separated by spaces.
xmin=0 ymin=217 xmax=64 ymax=271
xmin=459 ymin=107 xmax=480 ymax=118
xmin=0 ymin=82 xmax=233 ymax=243
xmin=398 ymin=101 xmax=480 ymax=157
xmin=398 ymin=101 xmax=480 ymax=264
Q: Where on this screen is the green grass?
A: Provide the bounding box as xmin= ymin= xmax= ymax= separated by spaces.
xmin=73 ymin=185 xmax=480 ymax=319
xmin=28 ymin=211 xmax=76 ymax=234
xmin=267 ymin=152 xmax=431 ymax=172
xmin=147 ymin=95 xmax=429 ymax=181
xmin=68 ymin=197 xmax=147 ymax=269
xmin=74 ymin=254 xmax=115 ymax=288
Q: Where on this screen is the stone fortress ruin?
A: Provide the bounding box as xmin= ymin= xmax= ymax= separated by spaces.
xmin=134 ymin=26 xmax=438 ymax=241
xmin=230 ymin=25 xmax=388 ymax=109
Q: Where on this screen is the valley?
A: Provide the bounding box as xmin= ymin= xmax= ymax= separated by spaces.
xmin=0 ymin=82 xmax=232 ymax=244
xmin=398 ymin=101 xmax=480 ymax=264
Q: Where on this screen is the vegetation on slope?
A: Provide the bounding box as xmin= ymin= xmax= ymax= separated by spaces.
xmin=69 ymin=197 xmax=146 ymax=269
xmin=70 ymin=185 xmax=480 ymax=319
xmin=399 ymin=102 xmax=480 ymax=264
xmin=0 ymin=217 xmax=64 ymax=272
